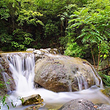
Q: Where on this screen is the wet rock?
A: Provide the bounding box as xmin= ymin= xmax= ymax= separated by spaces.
xmin=24 ymin=103 xmax=45 ymax=110
xmin=39 ymin=48 xmax=59 ymax=54
xmin=26 ymin=48 xmax=35 ymax=51
xmin=98 ymin=104 xmax=110 ymax=110
xmin=0 ymin=75 xmax=7 ymax=96
xmin=21 ymin=94 xmax=43 ymax=106
xmin=0 ymin=63 xmax=8 ymax=95
xmin=34 ymin=54 xmax=101 ymax=92
xmin=0 ymin=56 xmax=16 ymax=91
xmin=59 ymin=98 xmax=97 ymax=110
xmin=33 ymin=48 xmax=60 ymax=62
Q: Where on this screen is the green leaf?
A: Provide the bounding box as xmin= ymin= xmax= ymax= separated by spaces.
xmin=68 ymin=19 xmax=76 ymax=23
xmin=69 ymin=22 xmax=82 ymax=28
xmin=60 ymin=17 xmax=65 ymax=21
xmin=6 ymin=82 xmax=10 ymax=84
xmin=82 ymin=35 xmax=91 ymax=43
xmin=69 ymin=14 xmax=78 ymax=18
xmin=77 ymin=33 xmax=86 ymax=38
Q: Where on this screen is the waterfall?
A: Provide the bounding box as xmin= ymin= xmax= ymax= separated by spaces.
xmin=75 ymin=71 xmax=88 ymax=91
xmin=83 ymin=62 xmax=103 ymax=89
xmin=0 ymin=52 xmax=110 ymax=110
xmin=6 ymin=52 xmax=35 ymax=94
xmin=1 ymin=52 xmax=103 ymax=93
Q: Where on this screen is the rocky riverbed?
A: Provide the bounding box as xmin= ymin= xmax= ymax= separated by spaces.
xmin=0 ymin=48 xmax=110 ymax=110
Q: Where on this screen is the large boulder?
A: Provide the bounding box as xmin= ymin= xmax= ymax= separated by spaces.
xmin=59 ymin=98 xmax=97 ymax=110
xmin=34 ymin=54 xmax=101 ymax=92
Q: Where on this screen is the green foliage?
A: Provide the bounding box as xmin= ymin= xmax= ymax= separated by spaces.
xmin=17 ymin=9 xmax=43 ymax=26
xmin=1 ymin=95 xmax=9 ymax=110
xmin=0 ymin=81 xmax=4 ymax=88
xmin=20 ymin=97 xmax=24 ymax=103
xmin=64 ymin=40 xmax=86 ymax=57
xmin=64 ymin=0 xmax=110 ymax=65
xmin=44 ymin=20 xmax=59 ymax=38
xmin=0 ymin=95 xmax=16 ymax=110
xmin=0 ymin=0 xmax=45 ymax=51
xmin=100 ymin=41 xmax=110 ymax=60
xmin=99 ymin=73 xmax=110 ymax=86
xmin=0 ymin=0 xmax=110 ymax=57
xmin=0 ymin=33 xmax=13 ymax=44
xmin=0 ymin=0 xmax=72 ymax=51
xmin=73 ymin=0 xmax=88 ymax=6
xmin=12 ymin=29 xmax=34 ymax=50
xmin=0 ymin=1 xmax=10 ymax=20
xmin=0 ymin=33 xmax=13 ymax=51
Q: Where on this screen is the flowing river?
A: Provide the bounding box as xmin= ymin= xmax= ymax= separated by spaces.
xmin=0 ymin=52 xmax=110 ymax=110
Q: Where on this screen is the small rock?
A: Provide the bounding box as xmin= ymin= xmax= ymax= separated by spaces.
xmin=34 ymin=50 xmax=43 ymax=55
xmin=26 ymin=48 xmax=35 ymax=51
xmin=21 ymin=94 xmax=43 ymax=106
xmin=24 ymin=103 xmax=45 ymax=110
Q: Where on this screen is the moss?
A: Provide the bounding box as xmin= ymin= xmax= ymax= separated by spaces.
xmin=101 ymin=87 xmax=110 ymax=98
xmin=0 ymin=73 xmax=7 ymax=96
xmin=21 ymin=94 xmax=44 ymax=106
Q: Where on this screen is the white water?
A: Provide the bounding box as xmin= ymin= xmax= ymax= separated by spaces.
xmin=1 ymin=52 xmax=110 ymax=110
xmin=2 ymin=87 xmax=110 ymax=110
xmin=75 ymin=71 xmax=88 ymax=91
xmin=8 ymin=53 xmax=35 ymax=93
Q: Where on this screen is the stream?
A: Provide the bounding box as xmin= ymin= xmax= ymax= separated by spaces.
xmin=0 ymin=52 xmax=110 ymax=110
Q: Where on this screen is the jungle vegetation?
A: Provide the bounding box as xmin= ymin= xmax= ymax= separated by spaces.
xmin=0 ymin=0 xmax=110 ymax=71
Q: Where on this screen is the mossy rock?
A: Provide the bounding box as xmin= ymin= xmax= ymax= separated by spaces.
xmin=24 ymin=104 xmax=44 ymax=110
xmin=101 ymin=87 xmax=110 ymax=98
xmin=21 ymin=94 xmax=43 ymax=106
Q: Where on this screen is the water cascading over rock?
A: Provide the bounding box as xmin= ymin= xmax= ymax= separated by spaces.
xmin=0 ymin=50 xmax=103 ymax=93
xmin=0 ymin=52 xmax=35 ymax=94
xmin=1 ymin=50 xmax=110 ymax=110
xmin=34 ymin=54 xmax=103 ymax=92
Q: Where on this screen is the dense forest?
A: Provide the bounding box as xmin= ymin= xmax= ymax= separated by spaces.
xmin=0 ymin=0 xmax=110 ymax=66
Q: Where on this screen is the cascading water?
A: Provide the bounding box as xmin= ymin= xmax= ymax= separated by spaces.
xmin=75 ymin=72 xmax=88 ymax=91
xmin=8 ymin=53 xmax=35 ymax=94
xmin=0 ymin=52 xmax=110 ymax=110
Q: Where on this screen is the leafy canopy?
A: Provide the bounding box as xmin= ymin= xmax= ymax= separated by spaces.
xmin=65 ymin=0 xmax=110 ymax=62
